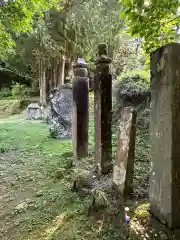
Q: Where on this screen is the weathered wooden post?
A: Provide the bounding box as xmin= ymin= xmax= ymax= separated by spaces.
xmin=72 ymin=58 xmax=89 ymax=160
xmin=150 ymin=43 xmax=180 ymax=228
xmin=94 ymin=43 xmax=112 ymax=174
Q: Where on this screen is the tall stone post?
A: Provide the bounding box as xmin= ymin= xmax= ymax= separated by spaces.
xmin=94 ymin=43 xmax=112 ymax=175
xmin=72 ymin=58 xmax=89 ymax=160
xmin=113 ymin=107 xmax=137 ymax=197
xmin=150 ymin=43 xmax=180 ymax=228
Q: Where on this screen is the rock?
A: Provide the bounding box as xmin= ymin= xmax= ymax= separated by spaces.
xmin=36 ymin=190 xmax=43 ymax=197
xmin=27 ymin=103 xmax=42 ymax=120
xmin=14 ymin=201 xmax=28 ymax=214
xmin=47 ymin=84 xmax=73 ymax=139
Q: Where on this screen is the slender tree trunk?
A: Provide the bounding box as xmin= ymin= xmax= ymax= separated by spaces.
xmin=56 ymin=58 xmax=60 ymax=87
xmin=39 ymin=59 xmax=42 ymax=104
xmin=39 ymin=59 xmax=47 ymax=106
xmin=31 ymin=80 xmax=37 ymax=94
xmin=50 ymin=60 xmax=54 ymax=89
xmin=57 ymin=55 xmax=65 ymax=87
xmin=53 ymin=57 xmax=58 ymax=88
xmin=42 ymin=67 xmax=46 ymax=106
xmin=53 ymin=58 xmax=56 ymax=88
xmin=46 ymin=69 xmax=50 ymax=97
xmin=65 ymin=57 xmax=73 ymax=80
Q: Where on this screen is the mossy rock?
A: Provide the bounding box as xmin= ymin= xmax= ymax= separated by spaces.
xmin=132 ymin=203 xmax=150 ymax=225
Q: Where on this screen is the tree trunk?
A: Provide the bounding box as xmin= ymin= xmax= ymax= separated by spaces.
xmin=57 ymin=55 xmax=65 ymax=87
xmin=46 ymin=69 xmax=50 ymax=97
xmin=39 ymin=60 xmax=47 ymax=106
xmin=53 ymin=57 xmax=57 ymax=88
xmin=65 ymin=57 xmax=73 ymax=81
xmin=31 ymin=80 xmax=37 ymax=94
xmin=50 ymin=61 xmax=54 ymax=89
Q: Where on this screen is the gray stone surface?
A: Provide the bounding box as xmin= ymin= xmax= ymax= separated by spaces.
xmin=27 ymin=103 xmax=42 ymax=120
xmin=150 ymin=43 xmax=180 ymax=228
xmin=113 ymin=106 xmax=136 ymax=196
xmin=47 ymin=85 xmax=73 ymax=139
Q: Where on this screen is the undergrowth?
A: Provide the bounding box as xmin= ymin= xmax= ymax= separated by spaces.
xmin=0 ymin=99 xmax=30 ymax=118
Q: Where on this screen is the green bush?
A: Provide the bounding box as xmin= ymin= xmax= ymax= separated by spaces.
xmin=113 ymin=69 xmax=150 ymax=129
xmin=113 ymin=70 xmax=150 ymax=104
xmin=117 ymin=70 xmax=150 ymax=83
xmin=0 ymin=87 xmax=12 ymax=98
xmin=10 ymin=99 xmax=30 ymax=115
xmin=11 ymin=82 xmax=32 ymax=99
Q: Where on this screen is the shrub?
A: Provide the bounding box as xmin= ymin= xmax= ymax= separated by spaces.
xmin=11 ymin=82 xmax=32 ymax=99
xmin=113 ymin=70 xmax=150 ymax=104
xmin=117 ymin=69 xmax=150 ymax=84
xmin=10 ymin=99 xmax=30 ymax=115
xmin=0 ymin=87 xmax=12 ymax=98
xmin=113 ymin=70 xmax=150 ymax=130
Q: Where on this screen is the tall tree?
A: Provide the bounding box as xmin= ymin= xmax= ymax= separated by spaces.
xmin=71 ymin=0 xmax=124 ymax=60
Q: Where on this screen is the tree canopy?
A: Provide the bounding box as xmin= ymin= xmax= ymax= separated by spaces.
xmin=120 ymin=0 xmax=180 ymax=54
xmin=0 ymin=0 xmax=61 ymax=59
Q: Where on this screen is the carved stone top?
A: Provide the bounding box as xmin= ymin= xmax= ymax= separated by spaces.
xmin=74 ymin=63 xmax=88 ymax=69
xmin=73 ymin=58 xmax=88 ymax=69
xmin=98 ymin=43 xmax=107 ymax=55
xmin=95 ymin=43 xmax=112 ymax=65
xmin=73 ymin=58 xmax=88 ymax=77
xmin=95 ymin=55 xmax=112 ymax=65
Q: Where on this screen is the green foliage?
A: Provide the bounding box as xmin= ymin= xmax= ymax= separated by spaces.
xmin=118 ymin=69 xmax=150 ymax=83
xmin=0 ymin=0 xmax=139 ymax=86
xmin=10 ymin=99 xmax=30 ymax=115
xmin=113 ymin=70 xmax=150 ymax=127
xmin=112 ymin=32 xmax=145 ymax=73
xmin=11 ymin=82 xmax=32 ymax=99
xmin=115 ymin=70 xmax=150 ymax=98
xmin=91 ymin=188 xmax=109 ymax=207
xmin=120 ymin=0 xmax=180 ymax=54
xmin=0 ymin=0 xmax=61 ymax=59
xmin=0 ymin=99 xmax=30 ymax=117
xmin=71 ymin=0 xmax=124 ymax=59
xmin=0 ymin=87 xmax=12 ymax=98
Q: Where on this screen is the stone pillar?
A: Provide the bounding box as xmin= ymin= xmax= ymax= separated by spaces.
xmin=72 ymin=59 xmax=89 ymax=160
xmin=94 ymin=43 xmax=112 ymax=174
xmin=150 ymin=43 xmax=180 ymax=228
xmin=113 ymin=107 xmax=136 ymax=196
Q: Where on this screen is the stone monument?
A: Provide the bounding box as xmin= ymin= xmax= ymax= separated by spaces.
xmin=94 ymin=43 xmax=112 ymax=174
xmin=150 ymin=43 xmax=180 ymax=228
xmin=72 ymin=58 xmax=89 ymax=159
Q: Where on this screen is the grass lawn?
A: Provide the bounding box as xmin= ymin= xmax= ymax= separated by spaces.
xmin=0 ymin=108 xmax=124 ymax=239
